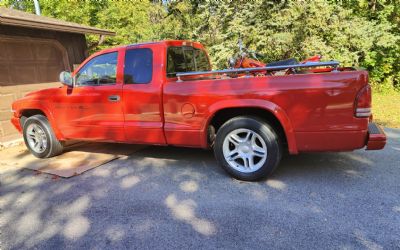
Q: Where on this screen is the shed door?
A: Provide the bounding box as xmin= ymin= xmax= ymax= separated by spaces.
xmin=0 ymin=36 xmax=70 ymax=142
xmin=0 ymin=35 xmax=70 ymax=86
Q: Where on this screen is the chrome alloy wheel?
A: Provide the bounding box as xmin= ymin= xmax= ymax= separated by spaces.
xmin=222 ymin=128 xmax=268 ymax=173
xmin=26 ymin=123 xmax=48 ymax=154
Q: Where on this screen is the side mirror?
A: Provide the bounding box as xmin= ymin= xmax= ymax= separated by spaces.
xmin=59 ymin=71 xmax=73 ymax=87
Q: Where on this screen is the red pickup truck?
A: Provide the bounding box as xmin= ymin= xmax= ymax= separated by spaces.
xmin=11 ymin=40 xmax=386 ymax=181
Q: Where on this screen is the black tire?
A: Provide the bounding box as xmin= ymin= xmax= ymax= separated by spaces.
xmin=22 ymin=115 xmax=63 ymax=158
xmin=213 ymin=116 xmax=282 ymax=181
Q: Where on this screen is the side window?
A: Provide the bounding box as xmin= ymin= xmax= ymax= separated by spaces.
xmin=194 ymin=49 xmax=210 ymax=72
xmin=167 ymin=47 xmax=186 ymax=77
xmin=183 ymin=47 xmax=195 ymax=72
xmin=76 ymin=52 xmax=118 ymax=86
xmin=167 ymin=46 xmax=211 ymax=77
xmin=124 ymin=48 xmax=153 ymax=84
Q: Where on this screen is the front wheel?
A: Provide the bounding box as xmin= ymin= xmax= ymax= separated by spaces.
xmin=23 ymin=115 xmax=63 ymax=158
xmin=213 ymin=116 xmax=282 ymax=181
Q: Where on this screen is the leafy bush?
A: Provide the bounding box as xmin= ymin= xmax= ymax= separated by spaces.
xmin=2 ymin=0 xmax=399 ymax=90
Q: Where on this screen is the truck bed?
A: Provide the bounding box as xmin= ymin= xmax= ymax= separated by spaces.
xmin=163 ymin=69 xmax=369 ymax=153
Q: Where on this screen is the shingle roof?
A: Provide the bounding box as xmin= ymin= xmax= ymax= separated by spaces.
xmin=0 ymin=7 xmax=115 ymax=36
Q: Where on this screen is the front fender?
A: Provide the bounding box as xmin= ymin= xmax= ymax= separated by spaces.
xmin=13 ymin=99 xmax=65 ymax=141
xmin=205 ymin=99 xmax=298 ymax=154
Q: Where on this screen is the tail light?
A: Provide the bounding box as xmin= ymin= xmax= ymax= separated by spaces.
xmin=354 ymin=84 xmax=371 ymax=118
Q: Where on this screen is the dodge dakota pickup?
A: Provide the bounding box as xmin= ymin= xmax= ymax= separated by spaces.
xmin=11 ymin=40 xmax=386 ymax=181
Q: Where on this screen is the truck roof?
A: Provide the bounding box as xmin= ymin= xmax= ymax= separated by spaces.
xmin=75 ymin=40 xmax=208 ymax=75
xmin=127 ymin=40 xmax=204 ymax=48
xmin=94 ymin=40 xmax=205 ymax=55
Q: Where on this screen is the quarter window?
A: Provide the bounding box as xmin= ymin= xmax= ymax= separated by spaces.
xmin=124 ymin=48 xmax=153 ymax=84
xmin=76 ymin=52 xmax=118 ymax=86
xmin=167 ymin=46 xmax=211 ymax=77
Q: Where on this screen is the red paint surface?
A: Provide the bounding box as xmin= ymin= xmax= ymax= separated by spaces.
xmin=11 ymin=40 xmax=386 ymax=153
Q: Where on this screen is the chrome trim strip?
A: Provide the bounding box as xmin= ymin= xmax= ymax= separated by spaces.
xmin=355 ymin=112 xmax=371 ymax=118
xmin=356 ymin=108 xmax=371 ymax=112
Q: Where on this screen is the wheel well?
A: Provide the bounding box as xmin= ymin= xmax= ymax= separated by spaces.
xmin=20 ymin=109 xmax=46 ymax=127
xmin=208 ymin=107 xmax=287 ymax=148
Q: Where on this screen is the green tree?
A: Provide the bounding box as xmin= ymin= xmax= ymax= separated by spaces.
xmin=1 ymin=0 xmax=399 ymax=90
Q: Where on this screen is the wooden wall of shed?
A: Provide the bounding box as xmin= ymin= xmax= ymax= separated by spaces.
xmin=0 ymin=25 xmax=88 ymax=144
xmin=0 ymin=25 xmax=87 ymax=69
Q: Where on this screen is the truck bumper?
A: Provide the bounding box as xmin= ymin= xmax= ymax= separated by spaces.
xmin=366 ymin=122 xmax=386 ymax=150
xmin=11 ymin=116 xmax=22 ymax=133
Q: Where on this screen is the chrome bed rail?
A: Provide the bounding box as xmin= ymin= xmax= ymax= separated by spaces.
xmin=175 ymin=61 xmax=340 ymax=81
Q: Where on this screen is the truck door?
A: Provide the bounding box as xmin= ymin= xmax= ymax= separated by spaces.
xmin=122 ymin=46 xmax=166 ymax=144
xmin=53 ymin=50 xmax=125 ymax=141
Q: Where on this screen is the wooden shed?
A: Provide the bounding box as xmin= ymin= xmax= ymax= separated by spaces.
xmin=0 ymin=7 xmax=114 ymax=144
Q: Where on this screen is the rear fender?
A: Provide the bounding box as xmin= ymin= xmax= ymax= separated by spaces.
xmin=206 ymin=99 xmax=298 ymax=154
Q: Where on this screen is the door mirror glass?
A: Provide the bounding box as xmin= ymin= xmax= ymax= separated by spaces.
xmin=59 ymin=71 xmax=73 ymax=87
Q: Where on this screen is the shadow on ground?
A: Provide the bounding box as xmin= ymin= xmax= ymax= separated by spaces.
xmin=0 ymin=128 xmax=399 ymax=249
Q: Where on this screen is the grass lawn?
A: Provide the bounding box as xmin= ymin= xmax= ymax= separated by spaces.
xmin=372 ymin=91 xmax=400 ymax=128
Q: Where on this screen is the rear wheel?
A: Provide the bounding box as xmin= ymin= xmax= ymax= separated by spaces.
xmin=214 ymin=116 xmax=282 ymax=181
xmin=23 ymin=115 xmax=63 ymax=158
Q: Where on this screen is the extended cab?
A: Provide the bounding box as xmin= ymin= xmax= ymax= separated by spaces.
xmin=11 ymin=40 xmax=386 ymax=181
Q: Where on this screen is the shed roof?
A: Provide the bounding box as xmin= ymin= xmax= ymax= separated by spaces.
xmin=0 ymin=7 xmax=115 ymax=36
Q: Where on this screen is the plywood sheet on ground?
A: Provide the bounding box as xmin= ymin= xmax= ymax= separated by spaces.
xmin=0 ymin=142 xmax=144 ymax=177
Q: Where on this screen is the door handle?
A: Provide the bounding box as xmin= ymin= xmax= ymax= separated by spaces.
xmin=108 ymin=95 xmax=120 ymax=102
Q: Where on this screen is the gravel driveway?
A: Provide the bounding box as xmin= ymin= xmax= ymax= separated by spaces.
xmin=0 ymin=128 xmax=399 ymax=249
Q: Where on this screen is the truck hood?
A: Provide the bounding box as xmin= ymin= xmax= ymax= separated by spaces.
xmin=11 ymin=86 xmax=62 ymax=114
xmin=24 ymin=87 xmax=62 ymax=98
